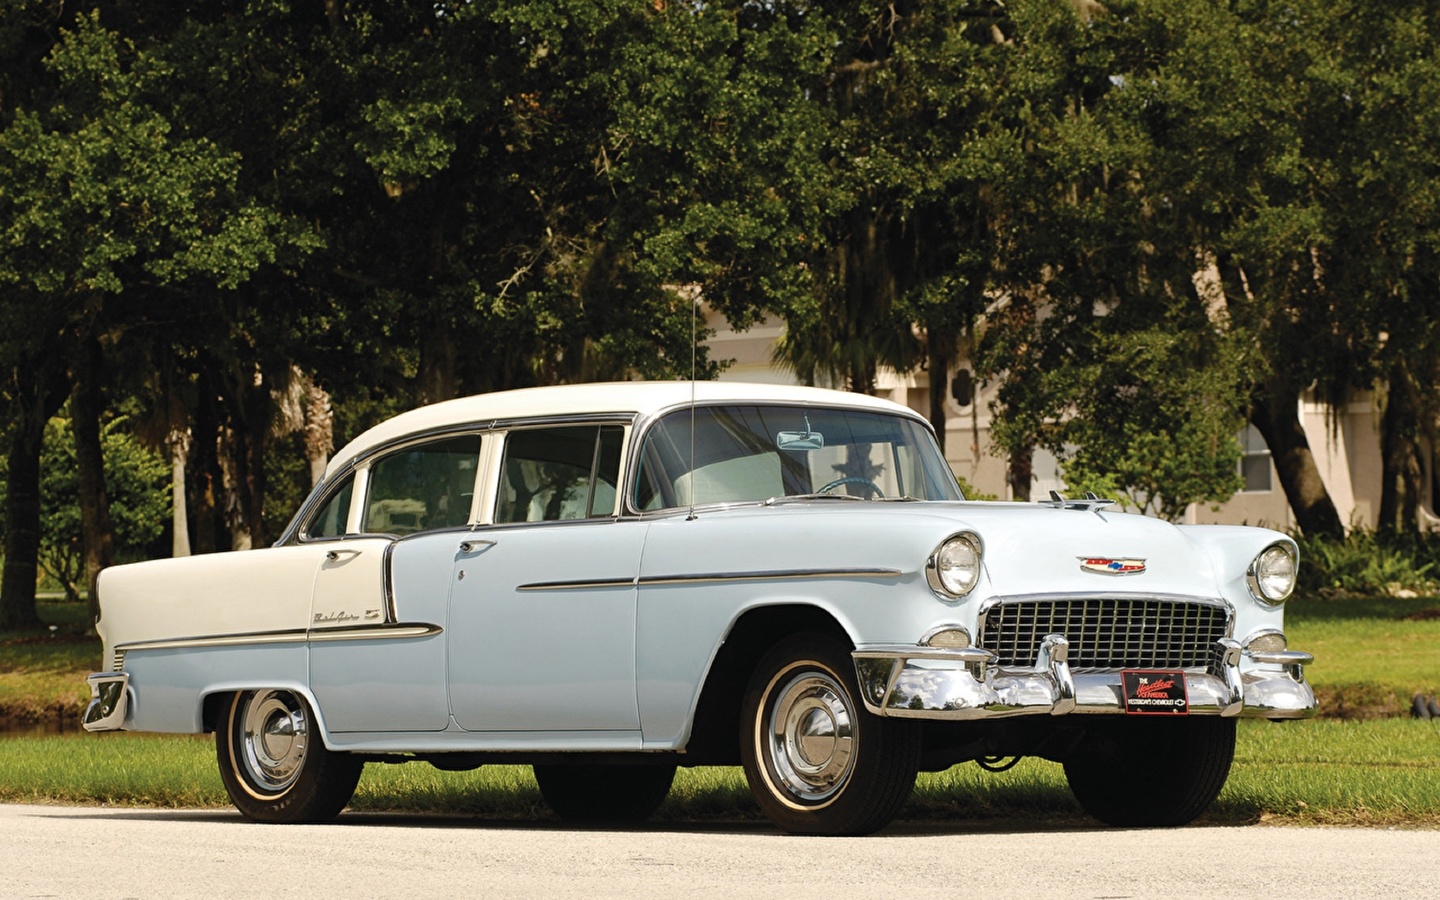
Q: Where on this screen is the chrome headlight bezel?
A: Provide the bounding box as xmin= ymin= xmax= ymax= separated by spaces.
xmin=1247 ymin=541 xmax=1298 ymax=606
xmin=927 ymin=532 xmax=984 ymax=599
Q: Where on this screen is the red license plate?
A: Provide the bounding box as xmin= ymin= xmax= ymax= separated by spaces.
xmin=1121 ymin=670 xmax=1190 ymax=715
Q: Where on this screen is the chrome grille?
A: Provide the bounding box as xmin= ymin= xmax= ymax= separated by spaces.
xmin=980 ymin=597 xmax=1229 ymax=671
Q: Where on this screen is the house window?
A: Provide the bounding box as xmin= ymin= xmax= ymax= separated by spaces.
xmin=1239 ymin=424 xmax=1272 ymax=492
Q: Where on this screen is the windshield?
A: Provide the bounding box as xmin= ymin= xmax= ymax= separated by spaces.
xmin=632 ymin=404 xmax=964 ymax=510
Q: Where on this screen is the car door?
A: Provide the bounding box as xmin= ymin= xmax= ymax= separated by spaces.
xmin=308 ymin=435 xmax=482 ymax=733
xmin=446 ymin=423 xmax=645 ymax=738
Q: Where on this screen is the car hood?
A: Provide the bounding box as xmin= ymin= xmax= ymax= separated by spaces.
xmin=934 ymin=502 xmax=1223 ymax=598
xmin=664 ymin=500 xmax=1256 ymax=600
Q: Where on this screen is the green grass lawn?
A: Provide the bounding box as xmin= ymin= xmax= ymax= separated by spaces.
xmin=1285 ymin=595 xmax=1440 ymax=717
xmin=4 ymin=718 xmax=1437 ymax=827
xmin=0 ymin=600 xmax=98 ymax=723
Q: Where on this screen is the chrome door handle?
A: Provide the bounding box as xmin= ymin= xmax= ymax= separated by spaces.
xmin=458 ymin=539 xmax=496 ymax=553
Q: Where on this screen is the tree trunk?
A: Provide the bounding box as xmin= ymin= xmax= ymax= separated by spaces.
xmin=187 ymin=393 xmax=220 ymax=554
xmin=71 ymin=333 xmax=115 ymax=626
xmin=927 ymin=329 xmax=952 ymax=454
xmin=1008 ymin=445 xmax=1034 ymax=502
xmin=1251 ymin=383 xmax=1344 ymax=539
xmin=1377 ymin=361 xmax=1423 ymax=534
xmin=302 ymin=375 xmax=334 ymax=487
xmin=0 ymin=368 xmax=63 ymax=630
xmin=167 ymin=427 xmax=191 ymax=557
xmin=419 ymin=325 xmax=457 ymax=404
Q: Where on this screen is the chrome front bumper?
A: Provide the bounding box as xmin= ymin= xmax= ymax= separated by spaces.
xmin=853 ymin=636 xmax=1316 ymax=720
xmin=83 ymin=672 xmax=130 ymax=732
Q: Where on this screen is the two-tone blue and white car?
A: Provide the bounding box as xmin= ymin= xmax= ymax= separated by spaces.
xmin=84 ymin=381 xmax=1315 ymax=834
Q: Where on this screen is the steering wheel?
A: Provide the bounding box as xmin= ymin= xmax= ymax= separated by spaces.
xmin=816 ymin=476 xmax=885 ymax=499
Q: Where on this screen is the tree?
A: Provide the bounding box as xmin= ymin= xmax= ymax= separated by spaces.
xmin=25 ymin=415 xmax=169 ymax=602
xmin=0 ymin=10 xmax=307 ymax=624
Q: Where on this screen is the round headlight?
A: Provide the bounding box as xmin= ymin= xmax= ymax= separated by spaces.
xmin=1248 ymin=543 xmax=1297 ymax=604
xmin=930 ymin=533 xmax=982 ymax=598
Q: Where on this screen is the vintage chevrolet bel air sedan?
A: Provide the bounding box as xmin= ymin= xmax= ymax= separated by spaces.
xmin=85 ymin=381 xmax=1315 ymax=834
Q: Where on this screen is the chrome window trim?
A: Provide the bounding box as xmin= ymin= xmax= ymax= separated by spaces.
xmin=280 ymin=464 xmax=359 ymax=546
xmin=346 ymin=464 xmax=371 ymax=535
xmin=621 ymin=399 xmax=947 ymax=518
xmin=491 ymin=421 xmax=632 ymax=524
xmin=348 ymin=413 xmax=638 ymax=468
xmin=473 ymin=432 xmax=503 ymax=526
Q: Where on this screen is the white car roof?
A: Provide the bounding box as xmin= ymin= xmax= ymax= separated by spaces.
xmin=327 ymin=381 xmax=920 ymax=476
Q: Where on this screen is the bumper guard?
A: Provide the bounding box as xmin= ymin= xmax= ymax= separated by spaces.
xmin=83 ymin=672 xmax=130 ymax=732
xmin=853 ymin=636 xmax=1316 ymax=720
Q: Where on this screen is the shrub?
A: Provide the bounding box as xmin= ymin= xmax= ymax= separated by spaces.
xmin=1294 ymin=530 xmax=1440 ymax=598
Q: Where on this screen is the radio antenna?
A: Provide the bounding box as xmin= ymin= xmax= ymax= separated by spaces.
xmin=687 ymin=294 xmax=698 ymax=521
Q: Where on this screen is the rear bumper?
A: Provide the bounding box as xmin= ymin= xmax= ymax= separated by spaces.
xmin=83 ymin=672 xmax=130 ymax=732
xmin=853 ymin=636 xmax=1316 ymax=720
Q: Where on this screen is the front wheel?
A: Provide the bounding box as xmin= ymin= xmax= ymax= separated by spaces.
xmin=740 ymin=633 xmax=920 ymax=835
xmin=1064 ymin=716 xmax=1236 ymax=827
xmin=216 ymin=689 xmax=364 ymax=823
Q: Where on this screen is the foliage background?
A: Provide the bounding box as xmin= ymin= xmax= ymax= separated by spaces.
xmin=4 ymin=0 xmax=1440 ymax=627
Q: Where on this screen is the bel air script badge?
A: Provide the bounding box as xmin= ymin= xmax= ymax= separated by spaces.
xmin=1080 ymin=557 xmax=1147 ymax=575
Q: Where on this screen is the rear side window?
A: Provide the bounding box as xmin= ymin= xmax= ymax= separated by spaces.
xmin=362 ymin=435 xmax=481 ymax=535
xmin=497 ymin=425 xmax=624 ymax=523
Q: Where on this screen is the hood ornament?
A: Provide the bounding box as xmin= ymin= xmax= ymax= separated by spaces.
xmin=1043 ymin=491 xmax=1117 ymax=512
xmin=1080 ymin=557 xmax=1147 ymax=575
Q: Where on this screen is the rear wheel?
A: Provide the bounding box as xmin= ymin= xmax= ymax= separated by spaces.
xmin=1064 ymin=716 xmax=1236 ymax=827
xmin=216 ymin=689 xmax=363 ymax=823
xmin=533 ymin=763 xmax=676 ymax=824
xmin=740 ymin=633 xmax=920 ymax=835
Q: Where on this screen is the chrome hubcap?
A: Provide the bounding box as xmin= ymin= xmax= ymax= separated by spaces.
xmin=239 ymin=690 xmax=308 ymax=794
xmin=765 ymin=669 xmax=855 ymax=803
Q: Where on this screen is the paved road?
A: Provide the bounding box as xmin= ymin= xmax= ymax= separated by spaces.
xmin=3 ymin=803 xmax=1436 ymax=899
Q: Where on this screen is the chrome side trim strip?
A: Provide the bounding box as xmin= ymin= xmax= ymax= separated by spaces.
xmin=518 ymin=577 xmax=637 ymax=592
xmin=640 ymin=567 xmax=903 ymax=587
xmin=116 ymin=622 xmax=443 ymax=652
xmin=308 ymin=623 xmax=443 ymax=642
xmin=518 ymin=567 xmax=903 ymax=592
xmin=117 ymin=630 xmax=309 ymax=652
xmin=382 ymin=541 xmax=399 ymax=623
